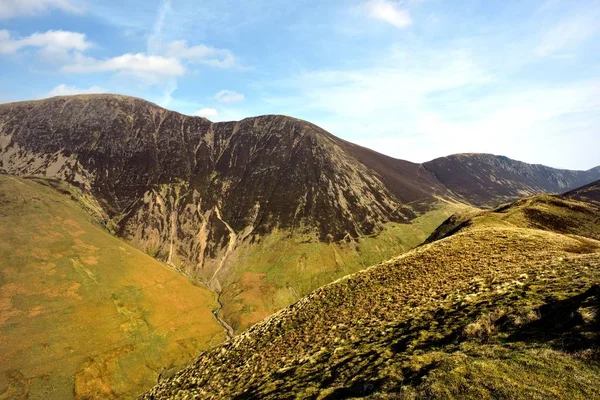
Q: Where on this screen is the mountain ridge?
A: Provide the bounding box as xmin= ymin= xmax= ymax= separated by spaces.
xmin=423 ymin=153 xmax=600 ymax=206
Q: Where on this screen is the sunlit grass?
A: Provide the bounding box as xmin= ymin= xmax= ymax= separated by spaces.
xmin=0 ymin=175 xmax=226 ymax=398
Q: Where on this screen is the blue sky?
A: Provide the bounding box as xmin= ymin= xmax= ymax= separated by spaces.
xmin=0 ymin=0 xmax=599 ymax=169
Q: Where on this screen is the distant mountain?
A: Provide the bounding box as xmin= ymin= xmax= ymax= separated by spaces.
xmin=1 ymin=95 xmax=598 ymax=332
xmin=564 ymin=179 xmax=600 ymax=206
xmin=145 ymin=192 xmax=600 ymax=399
xmin=423 ymin=153 xmax=600 ymax=206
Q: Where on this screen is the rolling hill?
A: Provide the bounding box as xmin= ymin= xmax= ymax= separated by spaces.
xmin=1 ymin=95 xmax=598 ymax=333
xmin=145 ymin=190 xmax=600 ymax=399
xmin=0 ymin=175 xmax=225 ymax=399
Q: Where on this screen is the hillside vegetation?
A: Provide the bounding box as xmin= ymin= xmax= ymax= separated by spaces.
xmin=0 ymin=175 xmax=225 ymax=399
xmin=145 ymin=193 xmax=600 ymax=399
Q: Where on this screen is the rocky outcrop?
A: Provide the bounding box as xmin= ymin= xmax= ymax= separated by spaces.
xmin=0 ymin=95 xmax=448 ymax=280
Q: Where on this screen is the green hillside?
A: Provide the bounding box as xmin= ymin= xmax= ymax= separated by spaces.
xmin=0 ymin=175 xmax=225 ymax=399
xmin=218 ymin=201 xmax=466 ymax=332
xmin=145 ymin=194 xmax=600 ymax=399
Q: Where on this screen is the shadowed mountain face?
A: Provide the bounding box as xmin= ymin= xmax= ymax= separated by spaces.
xmin=0 ymin=95 xmax=445 ymax=263
xmin=423 ymin=153 xmax=600 ymax=206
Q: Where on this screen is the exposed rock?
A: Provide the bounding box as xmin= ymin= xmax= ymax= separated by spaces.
xmin=424 ymin=153 xmax=600 ymax=206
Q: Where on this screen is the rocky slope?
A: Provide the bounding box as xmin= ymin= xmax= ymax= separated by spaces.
xmin=423 ymin=153 xmax=600 ymax=206
xmin=0 ymin=95 xmax=450 ymax=263
xmin=1 ymin=95 xmax=598 ymax=331
xmin=144 ymin=192 xmax=600 ymax=399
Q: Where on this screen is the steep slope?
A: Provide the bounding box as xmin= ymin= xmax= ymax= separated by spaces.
xmin=424 ymin=153 xmax=600 ymax=206
xmin=0 ymin=94 xmax=463 ymax=331
xmin=564 ymin=179 xmax=600 ymax=206
xmin=0 ymin=175 xmax=225 ymax=399
xmin=145 ymin=194 xmax=600 ymax=399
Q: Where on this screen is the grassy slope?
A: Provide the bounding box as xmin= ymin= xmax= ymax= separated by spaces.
xmin=0 ymin=175 xmax=225 ymax=399
xmin=220 ymin=202 xmax=467 ymax=332
xmin=145 ymin=195 xmax=600 ymax=399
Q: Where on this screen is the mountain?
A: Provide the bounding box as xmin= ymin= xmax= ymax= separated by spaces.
xmin=0 ymin=175 xmax=225 ymax=399
xmin=1 ymin=95 xmax=598 ymax=332
xmin=423 ymin=153 xmax=600 ymax=206
xmin=144 ymin=192 xmax=600 ymax=399
xmin=0 ymin=95 xmax=461 ymax=332
xmin=564 ymin=179 xmax=600 ymax=206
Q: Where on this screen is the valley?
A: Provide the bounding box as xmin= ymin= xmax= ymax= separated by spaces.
xmin=1 ymin=95 xmax=598 ymax=335
xmin=0 ymin=94 xmax=598 ymax=399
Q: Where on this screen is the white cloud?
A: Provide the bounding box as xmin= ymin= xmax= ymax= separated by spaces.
xmin=195 ymin=107 xmax=218 ymax=117
xmin=44 ymin=84 xmax=107 ymax=97
xmin=259 ymin=43 xmax=600 ymax=169
xmin=166 ymin=40 xmax=238 ymax=68
xmin=214 ymin=90 xmax=244 ymax=103
xmin=62 ymin=53 xmax=185 ymax=84
xmin=351 ymin=81 xmax=600 ymax=169
xmin=0 ymin=0 xmax=81 ymax=19
xmin=0 ymin=30 xmax=91 ymax=58
xmin=364 ymin=0 xmax=412 ymax=29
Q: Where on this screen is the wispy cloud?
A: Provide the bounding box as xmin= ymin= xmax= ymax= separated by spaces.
xmin=166 ymin=40 xmax=239 ymax=69
xmin=62 ymin=53 xmax=185 ymax=84
xmin=195 ymin=107 xmax=218 ymax=117
xmin=535 ymin=9 xmax=600 ymax=57
xmin=0 ymin=0 xmax=81 ymax=19
xmin=364 ymin=0 xmax=412 ymax=29
xmin=147 ymin=0 xmax=172 ymax=54
xmin=214 ymin=90 xmax=244 ymax=103
xmin=258 ymin=37 xmax=600 ymax=168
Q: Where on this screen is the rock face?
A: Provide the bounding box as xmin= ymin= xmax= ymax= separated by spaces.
xmin=0 ymin=95 xmax=448 ymax=280
xmin=424 ymin=153 xmax=600 ymax=206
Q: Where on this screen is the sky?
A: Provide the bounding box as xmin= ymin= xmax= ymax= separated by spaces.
xmin=0 ymin=0 xmax=599 ymax=170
